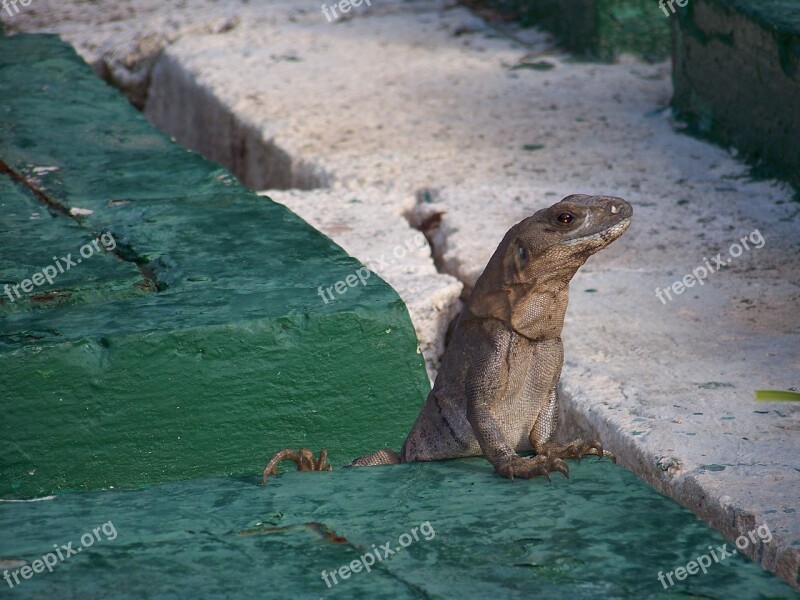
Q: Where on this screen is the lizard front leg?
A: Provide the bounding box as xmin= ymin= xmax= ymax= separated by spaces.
xmin=465 ymin=325 xmax=568 ymax=481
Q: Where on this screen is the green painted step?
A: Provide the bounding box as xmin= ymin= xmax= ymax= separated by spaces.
xmin=671 ymin=0 xmax=800 ymax=187
xmin=476 ymin=0 xmax=671 ymax=61
xmin=0 ymin=461 xmax=795 ymax=598
xmin=0 ymin=34 xmax=430 ymax=499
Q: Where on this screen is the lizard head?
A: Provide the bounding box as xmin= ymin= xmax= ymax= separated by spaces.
xmin=466 ymin=194 xmax=632 ymax=336
xmin=530 ymin=194 xmax=633 ymax=259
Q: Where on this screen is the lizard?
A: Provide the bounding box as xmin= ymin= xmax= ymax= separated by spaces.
xmin=263 ymin=194 xmax=632 ymax=482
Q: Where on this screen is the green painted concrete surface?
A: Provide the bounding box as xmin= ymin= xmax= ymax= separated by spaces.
xmin=476 ymin=0 xmax=671 ymax=60
xmin=0 ymin=34 xmax=430 ymax=499
xmin=671 ymin=0 xmax=800 ymax=188
xmin=0 ymin=460 xmax=795 ymax=598
xmin=715 ymin=0 xmax=800 ymax=33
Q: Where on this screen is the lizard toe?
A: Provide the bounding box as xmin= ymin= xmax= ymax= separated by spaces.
xmin=496 ymin=455 xmax=569 ymax=481
xmin=536 ymin=438 xmax=613 ymax=462
xmin=261 ymin=448 xmax=332 ymax=484
xmin=551 ymin=457 xmax=570 ymax=479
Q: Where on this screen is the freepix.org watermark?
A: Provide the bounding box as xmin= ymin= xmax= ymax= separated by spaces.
xmin=321 ymin=0 xmax=373 ymax=23
xmin=317 ymin=231 xmax=427 ymax=304
xmin=2 ymin=0 xmax=32 ymax=18
xmin=655 ymin=228 xmax=764 ymax=305
xmin=659 ymin=0 xmax=690 ymax=17
xmin=321 ymin=521 xmax=435 ymax=588
xmin=3 ymin=521 xmax=117 ymax=589
xmin=2 ymin=232 xmax=117 ymax=304
xmin=657 ymin=523 xmax=772 ymax=590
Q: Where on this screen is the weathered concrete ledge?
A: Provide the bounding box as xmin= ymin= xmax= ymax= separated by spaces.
xmin=146 ymin=50 xmax=331 ymax=191
xmin=672 ymin=0 xmax=800 ymax=185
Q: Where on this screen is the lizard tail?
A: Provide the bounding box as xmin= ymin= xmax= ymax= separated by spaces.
xmin=345 ymin=448 xmax=402 ymax=467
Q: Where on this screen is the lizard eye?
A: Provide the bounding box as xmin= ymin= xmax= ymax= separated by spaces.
xmin=518 ymin=245 xmax=527 ymax=261
xmin=557 ymin=213 xmax=574 ymax=224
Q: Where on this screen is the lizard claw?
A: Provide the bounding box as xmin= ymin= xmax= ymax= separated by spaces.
xmin=261 ymin=448 xmax=332 ymax=484
xmin=551 ymin=457 xmax=570 ymax=479
xmin=535 ymin=439 xmax=615 ymax=463
xmin=579 ymin=441 xmax=615 ymax=463
xmin=495 ymin=455 xmax=569 ymax=481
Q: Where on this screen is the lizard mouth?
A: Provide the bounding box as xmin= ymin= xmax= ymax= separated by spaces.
xmin=563 ymin=215 xmax=631 ymax=248
xmin=561 ymin=197 xmax=632 ymax=248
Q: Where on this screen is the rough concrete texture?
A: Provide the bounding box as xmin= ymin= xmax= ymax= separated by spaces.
xmin=672 ymin=0 xmax=800 ymax=186
xmin=4 ymin=0 xmax=799 ymax=587
xmin=0 ymin=0 xmax=244 ymax=108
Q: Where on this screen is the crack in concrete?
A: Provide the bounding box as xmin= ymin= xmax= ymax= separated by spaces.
xmin=0 ymin=159 xmax=161 ymax=294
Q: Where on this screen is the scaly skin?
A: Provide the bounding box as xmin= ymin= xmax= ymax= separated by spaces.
xmin=264 ymin=194 xmax=632 ymax=482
